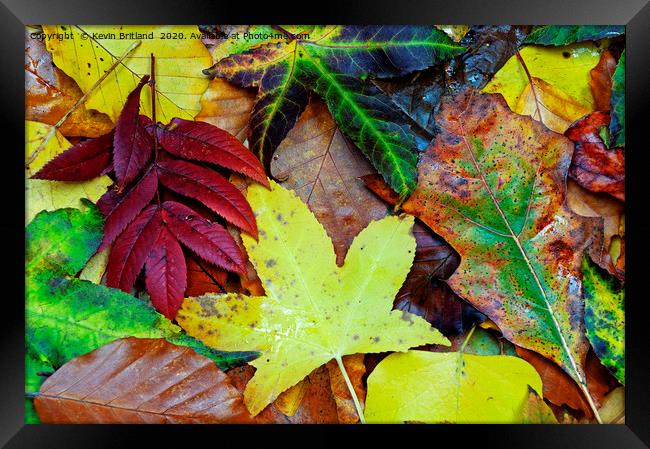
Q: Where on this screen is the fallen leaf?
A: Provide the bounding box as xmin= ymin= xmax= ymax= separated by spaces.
xmin=196 ymin=78 xmax=256 ymax=142
xmin=597 ymin=386 xmax=625 ymax=424
xmin=185 ymin=254 xmax=229 ymax=297
xmin=274 ymin=379 xmax=310 ymax=417
xmin=34 ymin=338 xmax=252 ymax=423
xmin=566 ymin=179 xmax=624 ymax=278
xmin=271 ymin=99 xmax=390 ymax=264
xmin=25 ymin=120 xmax=112 ymax=224
xmin=26 ymin=203 xmax=257 ymax=400
xmin=566 ymin=111 xmax=624 ymax=201
xmin=43 ymin=25 xmax=212 ymax=122
xmin=24 ymin=28 xmax=113 ymax=137
xmin=524 ymin=26 xmax=624 ymax=46
xmin=483 ymin=41 xmax=604 ymax=121
xmin=583 ymin=257 xmax=625 ymax=384
xmin=177 ymin=180 xmax=448 ymax=416
xmin=326 ymin=354 xmax=367 ymax=424
xmin=590 ymin=50 xmax=617 ymax=111
xmin=436 ymin=25 xmax=470 ymax=42
xmin=365 ymin=350 xmax=543 ymax=423
xmin=79 ymin=247 xmax=110 ymax=284
xmin=376 ymin=91 xmax=598 ymax=410
xmin=207 ymin=25 xmax=465 ymax=198
xmin=515 ymin=346 xmax=618 ymax=419
xmin=610 ymin=50 xmax=625 ymax=147
xmin=521 ymin=387 xmax=559 ymax=423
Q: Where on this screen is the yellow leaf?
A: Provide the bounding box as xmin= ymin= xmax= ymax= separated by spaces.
xmin=483 ymin=43 xmax=603 ymax=131
xmin=43 ymin=25 xmax=212 ymax=123
xmin=365 ymin=350 xmax=543 ymax=423
xmin=274 ymin=379 xmax=309 ymax=417
xmin=177 ymin=180 xmax=448 ymax=416
xmin=25 ymin=121 xmax=112 ymax=224
xmin=79 ymin=247 xmax=111 ymax=284
xmin=515 ymin=77 xmax=591 ymax=133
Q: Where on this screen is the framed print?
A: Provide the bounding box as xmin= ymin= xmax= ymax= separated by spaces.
xmin=2 ymin=0 xmax=649 ymax=447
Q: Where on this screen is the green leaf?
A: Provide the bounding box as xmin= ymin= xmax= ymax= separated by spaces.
xmin=26 ymin=205 xmax=258 ymax=400
xmin=207 ymin=26 xmax=465 ymax=198
xmin=177 ymin=180 xmax=448 ymax=416
xmin=610 ymin=50 xmax=625 ymax=147
xmin=524 ymin=26 xmax=624 ymax=46
xmin=388 ymin=92 xmax=599 ymax=406
xmin=583 ymin=256 xmax=625 ymax=384
xmin=365 ymin=350 xmax=543 ymax=423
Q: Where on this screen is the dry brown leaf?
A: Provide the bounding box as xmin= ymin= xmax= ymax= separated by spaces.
xmin=589 ymin=50 xmax=617 ymax=111
xmin=196 ymin=78 xmax=256 ymax=142
xmin=24 ymin=29 xmax=113 ymax=138
xmin=271 ymin=99 xmax=389 ymax=265
xmin=34 ymin=338 xmax=252 ymax=424
xmin=326 ymin=354 xmax=367 ymax=424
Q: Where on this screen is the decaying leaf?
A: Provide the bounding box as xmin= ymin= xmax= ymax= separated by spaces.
xmin=590 ymin=50 xmax=617 ymax=111
xmin=34 ymin=338 xmax=252 ymax=424
xmin=326 ymin=354 xmax=367 ymax=424
xmin=271 ymin=99 xmax=389 ymax=264
xmin=583 ymin=257 xmax=625 ymax=384
xmin=25 ymin=28 xmax=113 ymax=137
xmin=368 ymin=91 xmax=599 ymax=414
xmin=566 ymin=111 xmax=624 ymax=201
xmin=177 ymin=181 xmax=448 ymax=416
xmin=43 ymin=25 xmax=212 ymax=122
xmin=365 ymin=350 xmax=543 ymax=423
xmin=196 ymin=78 xmax=256 ymax=142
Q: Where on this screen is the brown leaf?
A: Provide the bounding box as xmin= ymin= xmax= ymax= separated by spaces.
xmin=590 ymin=50 xmax=617 ymax=111
xmin=226 ymin=365 xmax=339 ymax=423
xmin=516 ymin=346 xmax=618 ymax=419
xmin=185 ymin=253 xmax=229 ymax=296
xmin=24 ymin=29 xmax=113 ymax=137
xmin=34 ymin=338 xmax=252 ymax=423
xmin=271 ymin=99 xmax=390 ymax=265
xmin=326 ymin=354 xmax=367 ymax=424
xmin=195 ymin=78 xmax=256 ymax=142
xmin=567 ymin=179 xmax=625 ymax=279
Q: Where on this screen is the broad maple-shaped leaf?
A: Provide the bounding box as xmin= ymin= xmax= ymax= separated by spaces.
xmin=365 ymin=350 xmax=543 ymax=423
xmin=26 ymin=204 xmax=258 ymax=406
xmin=369 ymin=91 xmax=600 ymax=410
xmin=206 ymin=26 xmax=465 ymax=198
xmin=610 ymin=50 xmax=625 ymax=147
xmin=583 ymin=257 xmax=625 ymax=384
xmin=566 ymin=111 xmax=624 ymax=201
xmin=524 ymin=26 xmax=624 ymax=46
xmin=37 ymin=75 xmax=266 ymax=320
xmin=177 ymin=181 xmax=449 ymax=415
xmin=34 ymin=338 xmax=253 ymax=424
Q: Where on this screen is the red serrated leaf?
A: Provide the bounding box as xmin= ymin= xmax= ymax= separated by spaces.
xmin=144 ymin=226 xmax=187 ymax=319
xmin=31 ymin=130 xmax=113 ymax=181
xmin=96 ymin=190 xmax=121 ymax=217
xmin=156 ymin=159 xmax=257 ymax=238
xmin=113 ymin=76 xmax=153 ymax=187
xmin=100 ymin=167 xmax=158 ymax=250
xmin=106 ymin=205 xmax=162 ymax=292
xmin=161 ymin=201 xmax=245 ymax=274
xmin=155 ymin=118 xmax=268 ymax=186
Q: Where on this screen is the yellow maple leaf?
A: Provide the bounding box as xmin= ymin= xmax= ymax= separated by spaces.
xmin=43 ymin=25 xmax=212 ymax=123
xmin=483 ymin=42 xmax=603 ymax=132
xmin=25 ymin=120 xmax=112 ymax=224
xmin=177 ymin=180 xmax=448 ymax=417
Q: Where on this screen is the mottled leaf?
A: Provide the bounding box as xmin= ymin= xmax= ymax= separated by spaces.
xmin=524 ymin=26 xmax=624 ymax=46
xmin=610 ymin=50 xmax=625 ymax=147
xmin=583 ymin=257 xmax=625 ymax=384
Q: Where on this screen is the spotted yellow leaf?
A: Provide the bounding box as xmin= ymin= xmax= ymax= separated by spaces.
xmin=25 ymin=120 xmax=112 ymax=224
xmin=43 ymin=25 xmax=211 ymax=122
xmin=177 ymin=180 xmax=448 ymax=416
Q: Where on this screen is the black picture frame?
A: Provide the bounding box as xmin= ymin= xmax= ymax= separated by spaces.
xmin=3 ymin=1 xmax=648 ymax=447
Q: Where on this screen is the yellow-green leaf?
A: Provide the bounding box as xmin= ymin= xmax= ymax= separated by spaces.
xmin=43 ymin=25 xmax=212 ymax=122
xmin=177 ymin=180 xmax=448 ymax=416
xmin=365 ymin=350 xmax=543 ymax=423
xmin=483 ymin=43 xmax=603 ymax=132
xmin=25 ymin=120 xmax=112 ymax=224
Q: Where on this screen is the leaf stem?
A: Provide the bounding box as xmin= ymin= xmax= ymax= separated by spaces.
xmin=26 ymin=40 xmax=142 ymax=169
xmin=334 ymin=355 xmax=366 ymax=424
xmin=459 ymin=324 xmax=477 ymax=354
xmin=515 ymin=51 xmax=543 ymax=122
xmin=149 ymin=53 xmax=161 ymax=206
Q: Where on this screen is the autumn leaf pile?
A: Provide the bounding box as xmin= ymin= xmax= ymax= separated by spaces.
xmin=25 ymin=24 xmax=625 ymax=424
